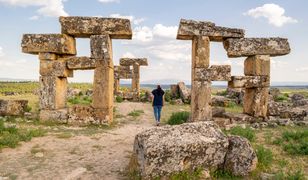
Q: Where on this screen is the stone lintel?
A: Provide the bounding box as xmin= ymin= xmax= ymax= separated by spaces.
xmin=119 ymin=58 xmax=148 ymax=66
xmin=177 ymin=19 xmax=244 ymax=41
xmin=21 ymin=34 xmax=76 ymax=55
xmin=194 ymin=65 xmax=231 ymax=81
xmin=66 ymin=56 xmax=96 ymax=70
xmin=60 ymin=16 xmax=132 ymax=39
xmin=223 ymin=38 xmax=291 ymax=57
xmin=40 ymin=59 xmax=73 ymax=77
xmin=228 ymin=76 xmax=270 ymax=88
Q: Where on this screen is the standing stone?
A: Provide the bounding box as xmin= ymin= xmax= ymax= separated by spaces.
xmin=170 ymin=84 xmax=179 ymax=98
xmin=244 ymin=55 xmax=270 ymax=76
xmin=191 ymin=81 xmax=212 ymax=121
xmin=243 ymin=88 xmax=269 ymax=117
xmin=91 ymin=35 xmax=114 ymax=124
xmin=114 ymin=78 xmax=120 ymax=95
xmin=132 ymin=64 xmax=140 ymax=101
xmin=39 ymin=76 xmax=68 ymax=110
xmin=177 ymin=82 xmax=191 ymax=103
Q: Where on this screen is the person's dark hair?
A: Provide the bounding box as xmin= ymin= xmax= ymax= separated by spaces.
xmin=156 ymin=85 xmax=164 ymax=95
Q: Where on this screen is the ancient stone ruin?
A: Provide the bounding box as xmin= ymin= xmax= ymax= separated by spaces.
xmin=176 ymin=19 xmax=290 ymax=121
xmin=114 ymin=58 xmax=148 ymax=101
xmin=21 ymin=16 xmax=133 ymax=125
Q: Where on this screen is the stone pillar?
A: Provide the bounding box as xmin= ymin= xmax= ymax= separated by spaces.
xmin=91 ymin=34 xmax=114 ymax=124
xmin=243 ymin=55 xmax=270 ymax=117
xmin=191 ymin=36 xmax=211 ymax=121
xmin=132 ymin=64 xmax=140 ymax=101
xmin=114 ymin=78 xmax=120 ymax=95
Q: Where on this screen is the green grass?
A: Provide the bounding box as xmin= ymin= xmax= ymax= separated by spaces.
xmin=273 ymin=170 xmax=305 ymax=180
xmin=255 ymin=145 xmax=273 ymax=170
xmin=167 ymin=111 xmax=190 ymax=125
xmin=67 ymin=95 xmax=92 ymax=105
xmin=164 ymin=90 xmax=171 ymax=102
xmin=227 ymin=126 xmax=256 ymax=142
xmin=274 ymin=94 xmax=289 ymax=102
xmin=128 ymin=110 xmax=144 ymax=117
xmin=116 ymin=96 xmax=124 ymax=103
xmin=0 ymin=120 xmax=45 ymax=150
xmin=225 ymin=104 xmax=243 ymax=114
xmin=211 ymin=169 xmax=241 ymax=180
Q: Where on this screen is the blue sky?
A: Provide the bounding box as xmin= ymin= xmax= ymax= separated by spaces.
xmin=0 ymin=0 xmax=307 ymax=84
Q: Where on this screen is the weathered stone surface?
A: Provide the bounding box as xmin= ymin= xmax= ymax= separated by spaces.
xmin=90 ymin=35 xmax=113 ymax=62
xmin=191 ymin=81 xmax=212 ymax=121
xmin=21 ymin=34 xmax=76 ymax=55
xmin=267 ymin=101 xmax=289 ymax=116
xmin=68 ymin=105 xmax=100 ymax=125
xmin=225 ymin=87 xmax=244 ymax=104
xmin=177 ymin=82 xmax=191 ymax=104
xmin=119 ymin=58 xmax=148 ymax=66
xmin=244 ymin=55 xmax=270 ymax=76
xmin=243 ymin=88 xmax=269 ymax=117
xmin=60 ymin=16 xmax=132 ymax=39
xmin=228 ymin=76 xmax=270 ymax=88
xmin=269 ymin=88 xmax=281 ymax=100
xmin=132 ymin=64 xmax=140 ymax=101
xmin=177 ymin=19 xmax=244 ymax=41
xmin=66 ymin=56 xmax=96 ymax=70
xmin=0 ymin=99 xmax=28 ymax=116
xmin=67 ymin=88 xmax=82 ymax=98
xmin=114 ymin=65 xmax=132 ymax=79
xmin=39 ymin=76 xmax=68 ymax=110
xmin=39 ymin=109 xmax=68 ymax=122
xmin=40 ymin=59 xmax=73 ymax=77
xmin=38 ymin=53 xmax=58 ymax=60
xmin=134 ymin=121 xmax=229 ymax=178
xmin=212 ymin=96 xmax=235 ymax=107
xmin=291 ymin=94 xmax=307 ymax=107
xmin=224 ymin=135 xmax=257 ymax=176
xmin=280 ymin=107 xmax=307 ymax=121
xmin=170 ymin=84 xmax=179 ymax=98
xmin=223 ymin=38 xmax=291 ymax=57
xmin=192 ymin=36 xmax=210 ymax=69
xmin=195 ymin=65 xmax=231 ymax=81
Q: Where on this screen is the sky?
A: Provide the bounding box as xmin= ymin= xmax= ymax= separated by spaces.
xmin=0 ymin=0 xmax=307 ymax=84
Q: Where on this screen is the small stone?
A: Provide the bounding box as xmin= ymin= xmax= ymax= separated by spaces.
xmin=34 ymin=152 xmax=44 ymax=158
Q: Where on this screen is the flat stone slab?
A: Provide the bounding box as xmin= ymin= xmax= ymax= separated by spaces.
xmin=21 ymin=34 xmax=76 ymax=55
xmin=228 ymin=76 xmax=270 ymax=88
xmin=119 ymin=58 xmax=148 ymax=66
xmin=60 ymin=16 xmax=132 ymax=39
xmin=177 ymin=19 xmax=244 ymax=41
xmin=66 ymin=56 xmax=96 ymax=70
xmin=223 ymin=38 xmax=291 ymax=57
xmin=114 ymin=65 xmax=132 ymax=79
xmin=195 ymin=65 xmax=231 ymax=81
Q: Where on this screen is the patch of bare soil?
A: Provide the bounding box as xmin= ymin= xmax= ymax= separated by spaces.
xmin=0 ymin=102 xmax=155 ymax=180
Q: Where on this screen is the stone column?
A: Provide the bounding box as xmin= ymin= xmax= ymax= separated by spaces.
xmin=243 ymin=55 xmax=270 ymax=117
xmin=191 ymin=36 xmax=211 ymax=121
xmin=114 ymin=78 xmax=120 ymax=95
xmin=91 ymin=34 xmax=114 ymax=124
xmin=132 ymin=64 xmax=140 ymax=101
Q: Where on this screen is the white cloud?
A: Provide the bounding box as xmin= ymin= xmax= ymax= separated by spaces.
xmin=153 ymin=24 xmax=178 ymax=39
xmin=0 ymin=47 xmax=4 ymax=57
xmin=122 ymin=52 xmax=136 ymax=58
xmin=29 ymin=15 xmax=39 ymax=20
xmin=109 ymin=13 xmax=145 ymax=25
xmin=98 ymin=0 xmax=119 ymax=3
xmin=271 ymin=59 xmax=288 ymax=69
xmin=133 ymin=26 xmax=153 ymax=42
xmin=296 ymin=67 xmax=308 ymax=72
xmin=0 ymin=0 xmax=68 ymax=18
xmin=244 ymin=3 xmax=298 ymax=27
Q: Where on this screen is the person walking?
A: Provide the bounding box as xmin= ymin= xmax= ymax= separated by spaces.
xmin=152 ymin=85 xmax=165 ymax=126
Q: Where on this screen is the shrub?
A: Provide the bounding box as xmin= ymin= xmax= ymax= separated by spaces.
xmin=256 ymin=145 xmax=273 ymax=169
xmin=164 ymin=90 xmax=171 ymax=102
xmin=116 ymin=96 xmax=124 ymax=103
xmin=128 ymin=110 xmax=144 ymax=117
xmin=227 ymin=101 xmax=237 ymax=108
xmin=24 ymin=105 xmax=32 ymax=112
xmin=167 ymin=111 xmax=190 ymax=125
xmin=211 ymin=169 xmax=239 ymax=179
xmin=274 ymin=94 xmax=289 ymax=102
xmin=228 ymin=126 xmax=256 ymax=142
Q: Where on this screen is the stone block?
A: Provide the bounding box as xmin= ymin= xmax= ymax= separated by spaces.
xmin=39 ymin=109 xmax=68 ymax=122
xmin=223 ymin=38 xmax=291 ymax=57
xmin=192 ymin=36 xmax=210 ymax=69
xmin=21 ymin=34 xmax=76 ymax=55
xmin=68 ymin=105 xmax=100 ymax=125
xmin=244 ymin=55 xmax=270 ymax=76
xmin=178 ymin=82 xmax=191 ymax=103
xmin=170 ymin=84 xmax=179 ymax=98
xmin=39 ymin=76 xmax=68 ymax=110
xmin=177 ymin=19 xmax=244 ymax=41
xmin=228 ymin=76 xmax=270 ymax=88
xmin=40 ymin=59 xmax=73 ymax=77
xmin=133 ymin=121 xmax=229 ymax=178
xmin=38 ymin=53 xmax=58 ymax=60
xmin=194 ymin=65 xmax=231 ymax=81
xmin=0 ymin=99 xmax=28 ymax=116
xmin=191 ymin=81 xmax=212 ymax=121
xmin=119 ymin=58 xmax=148 ymax=66
xmin=66 ymin=56 xmax=96 ymax=70
xmin=59 ymin=16 xmax=132 ymax=39
xmin=90 ymin=35 xmax=113 ymax=65
xmin=243 ymin=88 xmax=269 ymax=117
xmin=114 ymin=65 xmax=132 ymax=79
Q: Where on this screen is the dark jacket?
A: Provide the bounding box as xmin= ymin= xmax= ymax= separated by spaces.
xmin=152 ymin=88 xmax=165 ymax=106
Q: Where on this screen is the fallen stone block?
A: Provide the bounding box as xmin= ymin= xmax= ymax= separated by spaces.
xmin=39 ymin=109 xmax=68 ymax=122
xmin=21 ymin=34 xmax=76 ymax=55
xmin=194 ymin=65 xmax=231 ymax=81
xmin=119 ymin=58 xmax=148 ymax=66
xmin=68 ymin=105 xmax=100 ymax=125
xmin=244 ymin=55 xmax=270 ymax=76
xmin=170 ymin=84 xmax=180 ymax=98
xmin=40 ymin=59 xmax=73 ymax=77
xmin=177 ymin=82 xmax=191 ymax=103
xmin=59 ymin=16 xmax=132 ymax=39
xmin=228 ymin=76 xmax=270 ymax=88
xmin=177 ymin=19 xmax=244 ymax=41
xmin=223 ymin=38 xmax=291 ymax=57
xmin=0 ymin=99 xmax=28 ymax=116
xmin=223 ymin=135 xmax=257 ymax=176
xmin=66 ymin=56 xmax=96 ymax=70
xmin=133 ymin=121 xmax=229 ymax=178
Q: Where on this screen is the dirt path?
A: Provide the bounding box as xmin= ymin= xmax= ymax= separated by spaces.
xmin=0 ymin=102 xmax=155 ymax=180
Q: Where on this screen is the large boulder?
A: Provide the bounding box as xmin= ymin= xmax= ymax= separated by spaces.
xmin=0 ymin=99 xmax=28 ymax=116
xmin=177 ymin=82 xmax=191 ymax=103
xmin=225 ymin=87 xmax=244 ymax=104
xmin=223 ymin=135 xmax=258 ymax=176
xmin=291 ymin=94 xmax=307 ymax=107
xmin=133 ymin=122 xmax=229 ymax=178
